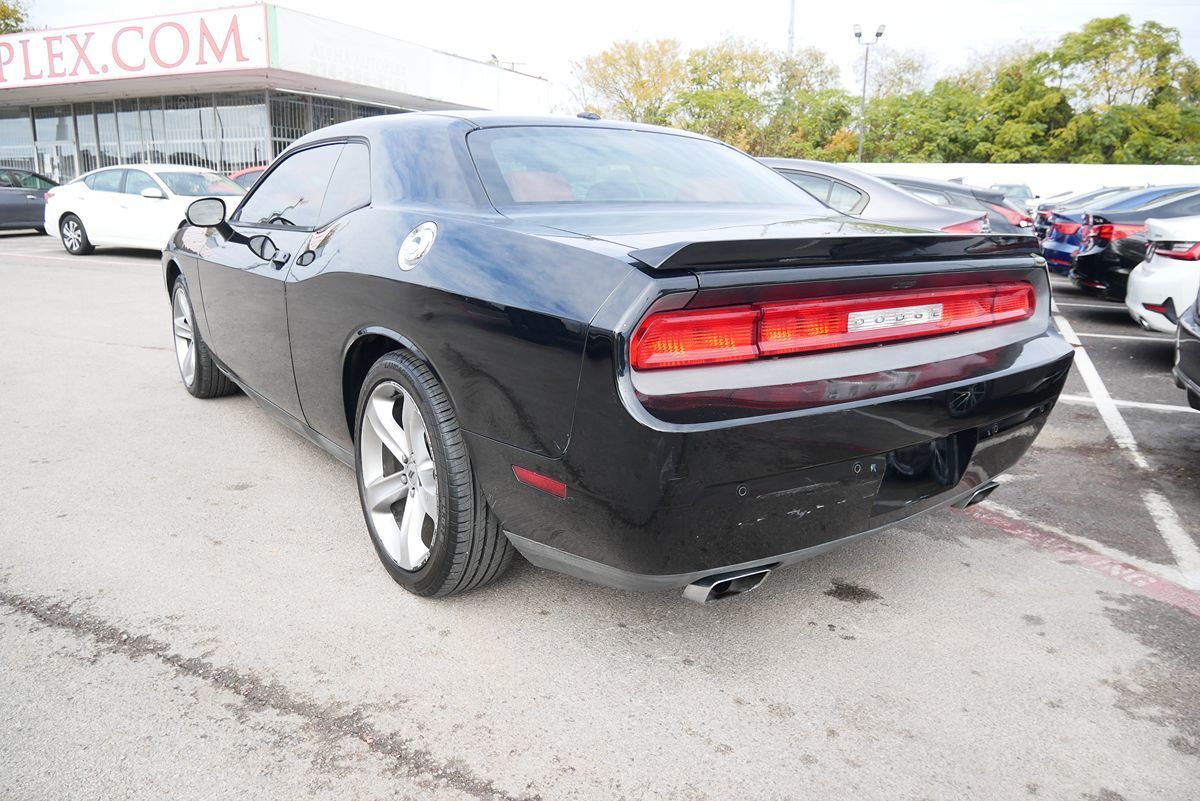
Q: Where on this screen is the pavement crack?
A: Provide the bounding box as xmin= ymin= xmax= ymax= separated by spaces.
xmin=0 ymin=589 xmax=538 ymax=801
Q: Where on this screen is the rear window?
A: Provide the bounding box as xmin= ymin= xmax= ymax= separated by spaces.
xmin=467 ymin=126 xmax=821 ymax=209
xmin=156 ymin=171 xmax=244 ymax=197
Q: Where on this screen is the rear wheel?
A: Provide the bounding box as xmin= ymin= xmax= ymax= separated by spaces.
xmin=354 ymin=351 xmax=513 ymax=597
xmin=59 ymin=214 xmax=93 ymax=255
xmin=171 ymin=279 xmax=235 ymax=398
xmin=1188 ymin=390 xmax=1200 ymax=412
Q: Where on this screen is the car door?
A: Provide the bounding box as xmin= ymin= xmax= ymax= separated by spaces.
xmin=82 ymin=169 xmax=126 ymax=242
xmin=197 ymin=142 xmax=345 ymax=420
xmin=0 ymin=170 xmax=25 ymax=227
xmin=121 ymin=169 xmax=180 ymax=249
xmin=14 ymin=170 xmax=56 ymax=227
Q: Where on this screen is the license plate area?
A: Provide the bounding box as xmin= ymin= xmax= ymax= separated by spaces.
xmin=870 ymin=429 xmax=977 ymax=516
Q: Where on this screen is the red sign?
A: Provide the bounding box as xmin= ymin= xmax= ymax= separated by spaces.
xmin=0 ymin=6 xmax=269 ymax=88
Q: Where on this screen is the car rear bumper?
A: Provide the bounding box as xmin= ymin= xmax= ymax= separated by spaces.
xmin=1175 ymin=303 xmax=1200 ymax=400
xmin=1040 ymin=240 xmax=1078 ymax=272
xmin=467 ymin=330 xmax=1073 ymax=591
xmin=1126 ymin=259 xmax=1200 ymax=335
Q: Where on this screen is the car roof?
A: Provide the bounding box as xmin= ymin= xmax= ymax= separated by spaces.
xmin=758 ymin=158 xmax=886 ymax=185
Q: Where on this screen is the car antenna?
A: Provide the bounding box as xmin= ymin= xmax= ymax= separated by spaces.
xmin=577 ymin=111 xmax=601 ymax=120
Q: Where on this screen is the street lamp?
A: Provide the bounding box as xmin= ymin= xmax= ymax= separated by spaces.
xmin=854 ymin=23 xmax=885 ymax=163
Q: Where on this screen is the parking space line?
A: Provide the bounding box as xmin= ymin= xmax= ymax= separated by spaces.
xmin=0 ymin=251 xmax=154 ymax=268
xmin=1142 ymin=490 xmax=1200 ymax=586
xmin=1058 ymin=393 xmax=1199 ymax=415
xmin=1054 ymin=313 xmax=1150 ymax=469
xmin=1075 ymin=332 xmax=1173 ymax=343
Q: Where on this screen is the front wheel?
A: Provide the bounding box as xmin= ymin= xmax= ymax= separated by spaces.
xmin=354 ymin=351 xmax=513 ymax=597
xmin=171 ymin=279 xmax=236 ymax=398
xmin=59 ymin=214 xmax=93 ymax=255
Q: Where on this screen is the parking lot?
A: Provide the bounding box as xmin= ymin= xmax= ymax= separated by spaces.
xmin=2 ymin=231 xmax=1198 ymax=800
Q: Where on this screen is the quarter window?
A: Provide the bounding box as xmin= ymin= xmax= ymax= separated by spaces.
xmin=319 ymin=142 xmax=371 ymax=225
xmin=828 ymin=181 xmax=865 ymax=213
xmin=781 ymin=171 xmax=832 ymax=204
xmin=235 ymin=144 xmax=343 ymax=228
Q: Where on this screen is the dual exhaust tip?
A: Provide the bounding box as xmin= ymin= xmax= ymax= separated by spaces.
xmin=683 ymin=480 xmax=1001 ymax=603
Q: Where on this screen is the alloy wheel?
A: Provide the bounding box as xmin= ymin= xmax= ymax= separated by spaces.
xmin=359 ymin=381 xmax=439 ymax=571
xmin=61 ymin=219 xmax=82 ymax=252
xmin=172 ymin=287 xmax=196 ymax=387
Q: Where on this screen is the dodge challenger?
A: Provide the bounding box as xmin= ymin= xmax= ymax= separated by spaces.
xmin=163 ymin=112 xmax=1073 ymax=602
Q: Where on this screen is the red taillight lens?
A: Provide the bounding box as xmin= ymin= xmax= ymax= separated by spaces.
xmin=941 ymin=216 xmax=986 ymax=234
xmin=987 ymin=202 xmax=1031 ymax=227
xmin=1091 ymin=223 xmax=1146 ymax=242
xmin=512 ymin=465 xmax=567 ymax=498
xmin=1052 ymin=222 xmax=1081 ymax=237
xmin=44 ymin=189 xmax=55 ymax=200
xmin=630 ymin=283 xmax=1036 ymax=370
xmin=1154 ymin=241 xmax=1200 ymax=261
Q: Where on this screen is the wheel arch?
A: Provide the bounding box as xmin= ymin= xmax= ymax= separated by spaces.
xmin=164 ymin=259 xmax=182 ymax=296
xmin=340 ymin=326 xmax=448 ymax=444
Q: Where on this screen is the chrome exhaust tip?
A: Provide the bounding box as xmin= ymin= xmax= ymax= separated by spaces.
xmin=952 ymin=480 xmax=999 ymax=509
xmin=683 ymin=566 xmax=773 ymax=604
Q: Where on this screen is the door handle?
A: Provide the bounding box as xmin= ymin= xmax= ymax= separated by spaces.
xmin=26 ymin=194 xmax=36 ymax=199
xmin=271 ymin=251 xmax=291 ymax=270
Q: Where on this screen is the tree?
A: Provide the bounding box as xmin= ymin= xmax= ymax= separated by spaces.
xmin=856 ymin=47 xmax=932 ymax=98
xmin=675 ymin=38 xmax=779 ymax=151
xmin=0 ymin=0 xmax=29 ymax=34
xmin=974 ymin=57 xmax=1074 ymax=162
xmin=572 ymin=39 xmax=685 ymax=126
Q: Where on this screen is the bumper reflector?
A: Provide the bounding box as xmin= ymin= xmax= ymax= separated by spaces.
xmin=631 ymin=282 xmax=1036 ymax=370
xmin=512 ymin=465 xmax=567 ymax=499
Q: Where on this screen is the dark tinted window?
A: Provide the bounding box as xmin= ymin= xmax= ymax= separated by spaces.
xmin=235 ymin=144 xmax=343 ymax=228
xmin=87 ymin=169 xmax=124 ymax=192
xmin=468 ymin=127 xmax=818 ymax=208
xmin=0 ymin=171 xmax=13 ymax=187
xmin=124 ymin=170 xmax=158 ymax=195
xmin=319 ymin=142 xmax=371 ymax=224
xmin=828 ymin=181 xmax=864 ymax=213
xmin=16 ymin=171 xmax=56 ymax=189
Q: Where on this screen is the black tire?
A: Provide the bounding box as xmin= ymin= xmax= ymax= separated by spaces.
xmin=34 ymin=226 xmax=47 ymax=236
xmin=59 ymin=213 xmax=94 ymax=255
xmin=171 ymin=278 xmax=236 ymax=399
xmin=354 ymin=351 xmax=514 ymax=597
xmin=1188 ymin=390 xmax=1200 ymax=412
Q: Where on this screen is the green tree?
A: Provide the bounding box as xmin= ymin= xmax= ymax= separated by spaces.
xmin=0 ymin=0 xmax=29 ymax=34
xmin=675 ymin=38 xmax=778 ymax=151
xmin=573 ymin=39 xmax=685 ymax=126
xmin=974 ymin=57 xmax=1074 ymax=162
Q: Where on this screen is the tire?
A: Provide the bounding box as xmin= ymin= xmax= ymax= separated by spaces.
xmin=1188 ymin=390 xmax=1200 ymax=412
xmin=34 ymin=226 xmax=47 ymax=236
xmin=354 ymin=351 xmax=514 ymax=597
xmin=170 ymin=278 xmax=236 ymax=399
xmin=59 ymin=214 xmax=94 ymax=255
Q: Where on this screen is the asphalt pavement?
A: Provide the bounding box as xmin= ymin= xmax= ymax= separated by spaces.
xmin=2 ymin=231 xmax=1198 ymax=801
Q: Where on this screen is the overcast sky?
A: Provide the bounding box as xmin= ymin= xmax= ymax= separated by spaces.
xmin=27 ymin=0 xmax=1200 ymax=103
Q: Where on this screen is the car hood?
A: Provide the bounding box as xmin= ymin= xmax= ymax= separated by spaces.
xmin=504 ymin=206 xmax=1031 ymax=270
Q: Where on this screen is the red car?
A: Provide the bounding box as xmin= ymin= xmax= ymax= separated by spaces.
xmin=229 ymin=166 xmax=266 ymax=190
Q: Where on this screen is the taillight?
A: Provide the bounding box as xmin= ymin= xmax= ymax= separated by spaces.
xmin=1052 ymin=222 xmax=1081 ymax=237
xmin=1091 ymin=223 xmax=1146 ymax=242
xmin=44 ymin=188 xmax=55 ymax=200
xmin=987 ymin=201 xmax=1032 ymax=228
xmin=630 ymin=283 xmax=1036 ymax=370
xmin=941 ymin=216 xmax=987 ymax=234
xmin=1153 ymin=241 xmax=1200 ymax=261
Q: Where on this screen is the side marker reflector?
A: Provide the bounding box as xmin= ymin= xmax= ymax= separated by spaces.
xmin=512 ymin=465 xmax=567 ymax=499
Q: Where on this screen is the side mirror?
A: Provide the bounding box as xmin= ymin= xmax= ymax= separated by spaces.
xmin=248 ymin=234 xmax=278 ymax=261
xmin=141 ymin=186 xmax=166 ymax=200
xmin=186 ymin=197 xmax=226 ymax=227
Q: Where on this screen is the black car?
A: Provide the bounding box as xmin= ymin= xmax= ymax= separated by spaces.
xmin=1175 ymin=290 xmax=1200 ymax=411
xmin=1033 ymin=186 xmax=1133 ymax=239
xmin=163 ymin=113 xmax=1072 ymax=601
xmin=882 ymin=175 xmax=1033 ymax=234
xmin=1070 ymin=189 xmax=1200 ymax=300
xmin=0 ymin=168 xmax=57 ymax=233
xmin=760 ymin=158 xmax=988 ymax=232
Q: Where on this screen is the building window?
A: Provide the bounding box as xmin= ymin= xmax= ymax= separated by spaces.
xmin=0 ymin=106 xmax=34 ymax=171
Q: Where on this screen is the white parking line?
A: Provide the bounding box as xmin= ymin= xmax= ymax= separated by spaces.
xmin=1054 ymin=313 xmax=1150 ymax=469
xmin=0 ymin=251 xmax=152 ymax=268
xmin=1054 ymin=312 xmax=1200 ymax=587
xmin=1076 ymin=332 xmax=1173 ymax=343
xmin=1058 ymin=393 xmax=1199 ymax=414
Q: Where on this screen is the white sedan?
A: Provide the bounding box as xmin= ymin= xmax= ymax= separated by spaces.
xmin=1126 ymin=215 xmax=1200 ymax=334
xmin=44 ymin=164 xmax=244 ymax=255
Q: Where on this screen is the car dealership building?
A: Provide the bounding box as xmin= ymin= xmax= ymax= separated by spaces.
xmin=0 ymin=4 xmax=550 ymax=183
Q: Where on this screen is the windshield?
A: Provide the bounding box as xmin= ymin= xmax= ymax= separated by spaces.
xmin=467 ymin=126 xmax=823 ymax=209
xmin=156 ymin=171 xmax=245 ymax=197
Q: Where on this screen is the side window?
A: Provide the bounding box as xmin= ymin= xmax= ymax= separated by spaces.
xmin=909 ymin=187 xmax=949 ymax=206
xmin=781 ymin=171 xmax=831 ymax=203
xmin=0 ymin=171 xmax=14 ymax=187
xmin=235 ymin=144 xmax=343 ymax=228
xmin=123 ymin=170 xmax=158 ymax=195
xmin=319 ymin=142 xmax=371 ymax=225
xmin=88 ymin=170 xmax=124 ymax=193
xmin=19 ymin=173 xmax=55 ymax=189
xmin=828 ymin=181 xmax=865 ymax=213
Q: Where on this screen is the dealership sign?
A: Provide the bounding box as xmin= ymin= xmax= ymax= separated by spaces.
xmin=0 ymin=6 xmax=269 ymax=89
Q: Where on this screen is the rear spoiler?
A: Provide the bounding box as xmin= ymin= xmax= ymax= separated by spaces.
xmin=629 ymin=234 xmax=1037 ymax=271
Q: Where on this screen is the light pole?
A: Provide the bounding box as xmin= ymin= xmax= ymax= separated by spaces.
xmin=854 ymin=23 xmax=885 ymax=163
